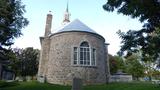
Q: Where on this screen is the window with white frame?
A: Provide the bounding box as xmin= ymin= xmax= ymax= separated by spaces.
xmin=80 ymin=42 xmax=90 ymax=65
xmin=73 ymin=41 xmax=96 ymax=66
xmin=73 ymin=47 xmax=78 ymax=65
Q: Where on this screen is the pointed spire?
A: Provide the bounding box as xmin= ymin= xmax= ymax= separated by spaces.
xmin=66 ymin=0 xmax=69 ymax=12
xmin=62 ymin=0 xmax=70 ymax=25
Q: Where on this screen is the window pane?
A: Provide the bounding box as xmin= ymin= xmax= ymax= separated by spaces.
xmin=74 ymin=61 xmax=77 ymax=64
xmin=74 ymin=52 xmax=77 ymax=60
xmin=80 ymin=42 xmax=89 ymax=47
xmin=80 ymin=51 xmax=83 ymax=60
xmin=87 ymin=52 xmax=90 ymax=60
xmin=80 ymin=48 xmax=83 ymax=51
xmin=74 ymin=47 xmax=77 ymax=52
xmin=84 ymin=51 xmax=86 ymax=60
xmin=84 ymin=60 xmax=86 ymax=65
xmin=80 ymin=61 xmax=83 ymax=64
xmin=87 ymin=61 xmax=90 ymax=65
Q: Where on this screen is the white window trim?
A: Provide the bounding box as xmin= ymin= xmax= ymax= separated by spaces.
xmin=90 ymin=47 xmax=92 ymax=66
xmin=92 ymin=48 xmax=96 ymax=66
xmin=79 ymin=46 xmax=91 ymax=66
xmin=73 ymin=47 xmax=78 ymax=65
xmin=72 ymin=43 xmax=97 ymax=67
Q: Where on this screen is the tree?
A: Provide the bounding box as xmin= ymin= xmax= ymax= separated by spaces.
xmin=0 ymin=0 xmax=28 ymax=60
xmin=114 ymin=56 xmax=126 ymax=71
xmin=7 ymin=47 xmax=39 ymax=79
xmin=8 ymin=48 xmax=22 ymax=77
xmin=0 ymin=48 xmax=22 ymax=79
xmin=125 ymin=54 xmax=145 ymax=80
xmin=109 ymin=54 xmax=126 ymax=74
xmin=108 ymin=54 xmax=118 ymax=74
xmin=20 ymin=47 xmax=39 ymax=77
xmin=151 ymin=69 xmax=160 ymax=80
xmin=0 ymin=0 xmax=28 ymax=79
xmin=103 ymin=0 xmax=160 ymax=63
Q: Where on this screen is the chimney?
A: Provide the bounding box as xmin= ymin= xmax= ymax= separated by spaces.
xmin=44 ymin=11 xmax=52 ymax=36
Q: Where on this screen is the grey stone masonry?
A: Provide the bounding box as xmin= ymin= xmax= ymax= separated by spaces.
xmin=44 ymin=13 xmax=52 ymax=36
xmin=38 ymin=31 xmax=108 ymax=85
xmin=37 ymin=13 xmax=110 ymax=85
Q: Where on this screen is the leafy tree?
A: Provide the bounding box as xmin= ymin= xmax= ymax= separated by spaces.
xmin=109 ymin=54 xmax=126 ymax=74
xmin=6 ymin=47 xmax=39 ymax=80
xmin=0 ymin=49 xmax=15 ymax=79
xmin=0 ymin=0 xmax=28 ymax=60
xmin=151 ymin=69 xmax=160 ymax=80
xmin=103 ymin=0 xmax=160 ymax=63
xmin=0 ymin=0 xmax=28 ymax=79
xmin=114 ymin=55 xmax=126 ymax=71
xmin=20 ymin=47 xmax=39 ymax=77
xmin=125 ymin=54 xmax=145 ymax=80
xmin=0 ymin=48 xmax=22 ymax=79
xmin=8 ymin=48 xmax=22 ymax=77
xmin=108 ymin=54 xmax=118 ymax=74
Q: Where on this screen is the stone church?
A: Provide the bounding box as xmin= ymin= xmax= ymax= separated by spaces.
xmin=38 ymin=5 xmax=110 ymax=85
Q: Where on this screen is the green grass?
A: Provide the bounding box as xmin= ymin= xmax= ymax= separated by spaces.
xmin=84 ymin=82 xmax=160 ymax=90
xmin=0 ymin=81 xmax=71 ymax=90
xmin=0 ymin=81 xmax=160 ymax=90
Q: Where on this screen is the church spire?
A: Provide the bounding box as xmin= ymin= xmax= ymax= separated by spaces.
xmin=66 ymin=1 xmax=69 ymax=12
xmin=62 ymin=0 xmax=70 ymax=25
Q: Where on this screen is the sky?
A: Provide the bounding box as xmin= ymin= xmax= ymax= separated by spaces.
xmin=12 ymin=0 xmax=143 ymax=55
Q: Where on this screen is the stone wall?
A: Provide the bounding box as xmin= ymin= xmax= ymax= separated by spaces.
xmin=38 ymin=37 xmax=50 ymax=80
xmin=38 ymin=31 xmax=108 ymax=85
xmin=109 ymin=75 xmax=133 ymax=82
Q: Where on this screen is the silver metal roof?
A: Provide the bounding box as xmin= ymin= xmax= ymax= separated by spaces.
xmin=55 ymin=19 xmax=97 ymax=34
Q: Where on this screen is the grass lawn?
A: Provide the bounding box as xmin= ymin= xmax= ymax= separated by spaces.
xmin=0 ymin=81 xmax=160 ymax=90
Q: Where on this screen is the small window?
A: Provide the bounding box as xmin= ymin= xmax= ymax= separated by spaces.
xmin=92 ymin=48 xmax=96 ymax=66
xmin=73 ymin=47 xmax=78 ymax=65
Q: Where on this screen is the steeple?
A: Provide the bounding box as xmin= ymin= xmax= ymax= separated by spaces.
xmin=66 ymin=1 xmax=69 ymax=12
xmin=62 ymin=1 xmax=70 ymax=25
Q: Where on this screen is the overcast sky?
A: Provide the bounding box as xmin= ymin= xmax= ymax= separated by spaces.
xmin=12 ymin=0 xmax=143 ymax=55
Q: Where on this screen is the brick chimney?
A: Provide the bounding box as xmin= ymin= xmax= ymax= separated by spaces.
xmin=44 ymin=11 xmax=52 ymax=36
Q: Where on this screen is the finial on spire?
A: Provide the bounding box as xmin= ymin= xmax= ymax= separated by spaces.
xmin=48 ymin=11 xmax=52 ymax=14
xmin=66 ymin=0 xmax=69 ymax=12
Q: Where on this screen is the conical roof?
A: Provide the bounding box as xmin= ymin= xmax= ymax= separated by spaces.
xmin=56 ymin=19 xmax=97 ymax=34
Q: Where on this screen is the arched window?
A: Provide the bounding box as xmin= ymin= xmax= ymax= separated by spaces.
xmin=73 ymin=41 xmax=96 ymax=66
xmin=80 ymin=42 xmax=90 ymax=65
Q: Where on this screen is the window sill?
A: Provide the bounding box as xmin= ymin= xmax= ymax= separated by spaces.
xmin=71 ymin=65 xmax=97 ymax=68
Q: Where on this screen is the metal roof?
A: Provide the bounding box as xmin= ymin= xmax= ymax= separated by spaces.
xmin=55 ymin=19 xmax=97 ymax=34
